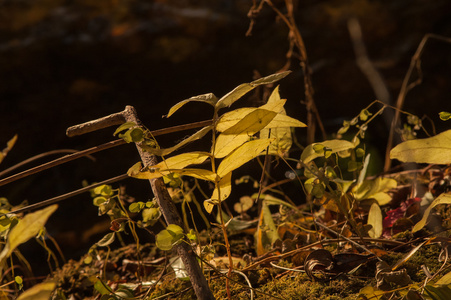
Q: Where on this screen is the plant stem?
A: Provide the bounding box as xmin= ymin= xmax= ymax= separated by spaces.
xmin=211 ymin=108 xmax=233 ymax=299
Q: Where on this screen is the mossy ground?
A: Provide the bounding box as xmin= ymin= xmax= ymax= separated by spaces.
xmin=48 ymin=241 xmax=448 ymax=299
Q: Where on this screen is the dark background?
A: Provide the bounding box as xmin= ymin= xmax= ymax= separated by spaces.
xmin=1 ymin=0 xmax=451 ymax=267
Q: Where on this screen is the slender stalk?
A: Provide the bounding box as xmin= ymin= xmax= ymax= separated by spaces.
xmin=0 ymin=119 xmax=212 ymax=187
xmin=211 ymin=108 xmax=233 ymax=299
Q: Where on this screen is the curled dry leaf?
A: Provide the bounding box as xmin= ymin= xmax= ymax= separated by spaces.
xmin=376 ymin=261 xmax=412 ymax=291
xmin=304 ymin=249 xmax=334 ymax=281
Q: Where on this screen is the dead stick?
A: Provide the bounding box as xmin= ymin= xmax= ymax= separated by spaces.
xmin=0 ymin=174 xmax=128 ymax=217
xmin=70 ymin=106 xmax=215 ymax=300
xmin=0 ymin=120 xmax=212 ymax=187
xmin=0 ymin=139 xmax=125 ymax=187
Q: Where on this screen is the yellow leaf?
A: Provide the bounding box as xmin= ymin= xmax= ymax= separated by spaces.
xmin=261 ymin=85 xmax=284 ymax=111
xmin=216 ymin=71 xmax=291 ymax=110
xmin=142 ymin=125 xmax=212 ymax=156
xmin=260 ymin=86 xmax=305 ymax=156
xmin=0 ymin=134 xmax=18 ymax=164
xmin=390 ymin=129 xmax=451 ymax=164
xmin=166 ymin=93 xmax=217 ymax=117
xmin=203 ymin=199 xmax=216 ymax=214
xmin=352 ymin=177 xmax=397 ymax=205
xmin=16 ymin=281 xmax=56 ymax=300
xmin=217 ymin=138 xmax=273 ymax=178
xmin=216 ymin=92 xmax=287 ymax=133
xmin=131 ymin=167 xmax=217 ymax=182
xmin=174 ymin=168 xmax=217 ymax=182
xmin=413 ymin=192 xmax=451 ymax=233
xmin=157 ymin=152 xmax=210 ymax=170
xmin=260 ymin=126 xmax=292 ymax=156
xmin=128 ymin=151 xmax=211 ymax=180
xmin=301 ymin=139 xmax=357 ymax=164
xmin=264 ymin=114 xmax=307 ymax=129
xmin=368 ymin=203 xmax=382 ymax=238
xmin=213 ymin=134 xmax=250 ymax=158
xmin=0 ymin=205 xmax=58 ymax=268
xmin=255 ymin=200 xmax=280 ymax=255
xmin=222 ymin=109 xmax=277 ymax=135
xmin=436 ymin=269 xmax=451 ymax=285
xmin=211 ymin=172 xmax=232 ymax=201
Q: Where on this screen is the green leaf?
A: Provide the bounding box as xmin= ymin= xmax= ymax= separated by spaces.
xmin=412 ymin=192 xmax=451 ymax=233
xmin=142 ymin=125 xmax=213 ymax=156
xmin=0 ymin=205 xmax=58 ymax=268
xmin=142 ymin=207 xmax=161 ymax=224
xmin=424 ymin=284 xmax=451 ymax=300
xmin=16 ymin=281 xmax=56 ymax=300
xmin=129 ymin=202 xmax=145 ymax=213
xmin=96 ymin=232 xmax=115 ymax=247
xmin=93 ymin=185 xmax=113 ymax=196
xmin=436 ymin=270 xmax=451 ymax=285
xmin=217 ymin=138 xmax=273 ymax=178
xmin=216 ymin=71 xmax=291 ymax=110
xmin=439 ymin=111 xmax=451 ymax=121
xmin=156 ymin=224 xmax=184 ymax=251
xmin=129 ymin=127 xmax=144 ymax=142
xmin=359 ymin=109 xmax=372 ymax=121
xmin=166 ymin=93 xmax=217 ymax=118
xmin=358 ymin=285 xmax=385 ymax=300
xmin=15 ymin=276 xmax=23 ymax=290
xmin=94 ymin=279 xmax=111 ymax=296
xmin=390 ymin=129 xmax=451 ymax=164
xmin=113 ymin=122 xmax=136 ymax=136
xmin=93 ymin=196 xmax=108 ymax=206
xmin=368 ymin=203 xmax=382 ymax=238
xmin=301 ymin=139 xmax=357 ymax=164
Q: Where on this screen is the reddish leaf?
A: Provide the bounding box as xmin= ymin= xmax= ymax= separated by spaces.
xmin=382 ymin=197 xmax=420 ymax=237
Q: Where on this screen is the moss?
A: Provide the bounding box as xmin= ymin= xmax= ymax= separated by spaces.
xmin=146 ymin=276 xmax=196 ymax=299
